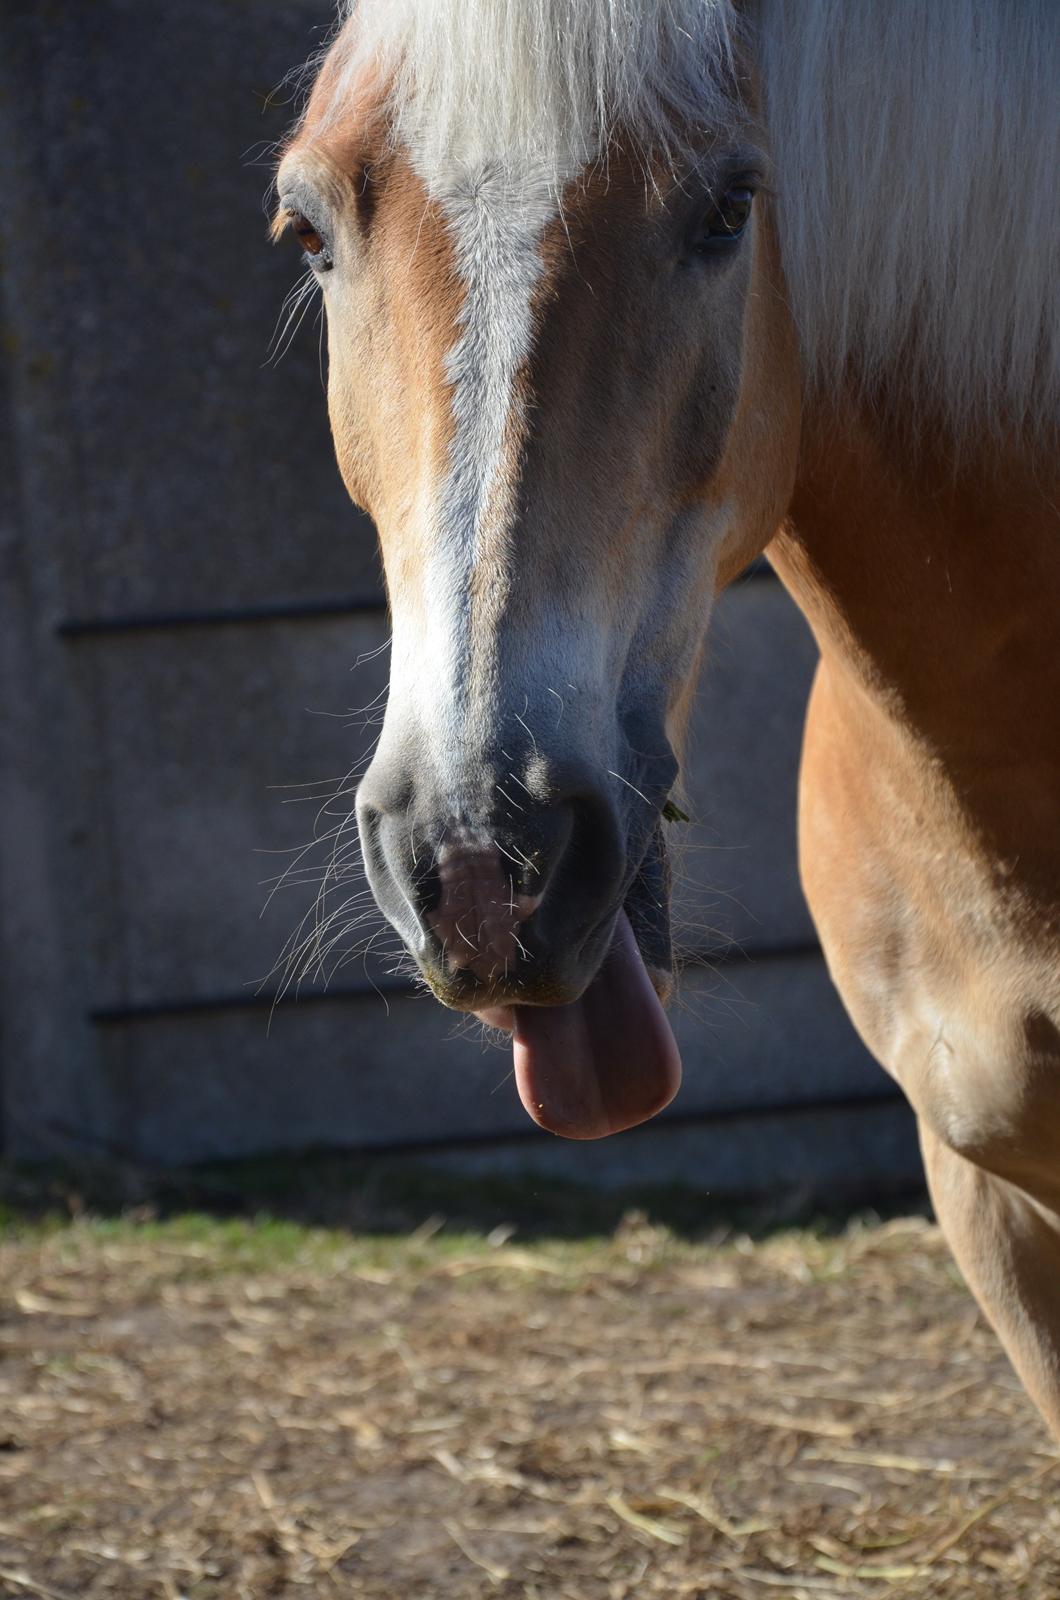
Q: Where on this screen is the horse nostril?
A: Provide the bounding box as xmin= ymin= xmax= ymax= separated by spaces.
xmin=427 ymin=841 xmax=544 ymax=980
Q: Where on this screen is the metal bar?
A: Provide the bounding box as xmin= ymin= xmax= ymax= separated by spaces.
xmin=87 ymin=940 xmax=825 ymax=1025
xmin=737 ymin=554 xmax=778 ymax=582
xmin=34 ymin=1081 xmax=911 ymax=1171
xmin=57 ymin=593 xmax=387 ymax=638
xmin=57 ymin=555 xmax=775 ymax=641
xmin=88 ymin=973 xmax=414 ymax=1024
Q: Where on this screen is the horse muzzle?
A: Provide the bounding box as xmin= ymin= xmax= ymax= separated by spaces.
xmin=355 ymin=757 xmax=630 ymax=1008
xmin=355 ymin=735 xmax=683 ymax=1142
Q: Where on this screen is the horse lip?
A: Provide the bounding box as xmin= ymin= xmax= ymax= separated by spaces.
xmin=422 ymin=909 xmax=616 ymax=1012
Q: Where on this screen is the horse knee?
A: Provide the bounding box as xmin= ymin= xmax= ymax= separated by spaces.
xmin=907 ymin=1010 xmax=1060 ymax=1192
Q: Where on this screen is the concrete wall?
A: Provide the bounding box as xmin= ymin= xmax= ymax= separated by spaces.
xmin=0 ymin=1 xmax=923 ymax=1197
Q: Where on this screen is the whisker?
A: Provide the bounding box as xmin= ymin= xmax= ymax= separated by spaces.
xmin=606 ymin=769 xmax=652 ymax=806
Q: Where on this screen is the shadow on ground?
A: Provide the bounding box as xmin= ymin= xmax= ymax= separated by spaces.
xmin=0 ymin=1151 xmax=930 ymax=1244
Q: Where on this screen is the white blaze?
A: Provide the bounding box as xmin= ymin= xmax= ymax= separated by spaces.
xmin=391 ymin=163 xmax=567 ymax=764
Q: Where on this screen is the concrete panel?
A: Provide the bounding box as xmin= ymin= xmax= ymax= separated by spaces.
xmin=85 ymin=580 xmax=814 ymax=1012
xmin=1 ymin=0 xmax=374 ymax=622
xmin=88 ymin=614 xmax=392 ymax=1006
xmin=419 ymin=1100 xmax=923 ymax=1204
xmin=91 ymin=954 xmax=886 ymax=1165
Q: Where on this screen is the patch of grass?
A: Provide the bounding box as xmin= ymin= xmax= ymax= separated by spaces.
xmin=0 ymin=1182 xmax=938 ymax=1310
xmin=1 ymin=1204 xmax=674 ymax=1285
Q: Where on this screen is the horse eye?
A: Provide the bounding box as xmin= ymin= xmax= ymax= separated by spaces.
xmin=291 ymin=212 xmax=327 ymax=260
xmin=717 ymin=187 xmax=753 ymax=233
xmin=693 ymin=186 xmax=754 ymax=251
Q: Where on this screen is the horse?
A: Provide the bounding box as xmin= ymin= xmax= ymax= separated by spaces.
xmin=271 ymin=1 xmax=1060 ymax=1438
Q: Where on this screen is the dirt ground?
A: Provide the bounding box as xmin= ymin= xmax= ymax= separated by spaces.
xmin=0 ymin=1168 xmax=1057 ymax=1600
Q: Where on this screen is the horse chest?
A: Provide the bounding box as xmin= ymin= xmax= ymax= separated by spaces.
xmin=798 ymin=656 xmax=1060 ymax=1104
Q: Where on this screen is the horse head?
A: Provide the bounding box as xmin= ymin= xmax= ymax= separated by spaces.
xmin=273 ymin=6 xmax=801 ymax=1137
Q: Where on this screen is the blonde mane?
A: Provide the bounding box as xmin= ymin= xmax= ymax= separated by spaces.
xmin=322 ymin=0 xmax=1059 ymax=443
xmin=327 ymin=0 xmax=741 ymax=170
xmin=759 ymin=0 xmax=1060 ymax=444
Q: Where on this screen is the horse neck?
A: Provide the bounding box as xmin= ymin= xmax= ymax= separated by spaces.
xmin=769 ymin=394 xmax=1060 ymax=800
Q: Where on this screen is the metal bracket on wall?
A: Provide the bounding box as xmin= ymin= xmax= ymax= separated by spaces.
xmin=56 ymin=594 xmax=388 ymax=639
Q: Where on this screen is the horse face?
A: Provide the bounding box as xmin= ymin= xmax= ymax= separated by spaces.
xmin=275 ymin=101 xmax=800 ymax=1139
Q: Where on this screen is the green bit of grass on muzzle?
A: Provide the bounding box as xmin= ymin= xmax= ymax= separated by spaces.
xmin=662 ymin=800 xmax=689 ymax=824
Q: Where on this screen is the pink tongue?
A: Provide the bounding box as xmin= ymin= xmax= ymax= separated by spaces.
xmin=511 ymin=911 xmax=681 ymax=1140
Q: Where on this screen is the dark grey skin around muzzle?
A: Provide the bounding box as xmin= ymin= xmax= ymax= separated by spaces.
xmin=356 ymin=723 xmax=677 ymax=1012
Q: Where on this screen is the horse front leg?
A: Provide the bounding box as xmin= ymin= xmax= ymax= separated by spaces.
xmin=797 ymin=657 xmax=1060 ymax=1441
xmin=918 ymin=1119 xmax=1060 ymax=1439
